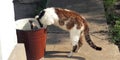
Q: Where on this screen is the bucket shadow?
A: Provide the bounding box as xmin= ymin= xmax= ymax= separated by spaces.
xmin=116 ymin=44 xmax=120 ymax=52
xmin=45 ymin=51 xmax=85 ymax=60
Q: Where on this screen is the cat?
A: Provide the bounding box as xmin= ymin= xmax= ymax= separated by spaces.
xmin=35 ymin=7 xmax=102 ymax=57
xmin=29 ymin=20 xmax=39 ymax=30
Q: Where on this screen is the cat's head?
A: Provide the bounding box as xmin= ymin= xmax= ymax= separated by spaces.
xmin=35 ymin=7 xmax=58 ymax=27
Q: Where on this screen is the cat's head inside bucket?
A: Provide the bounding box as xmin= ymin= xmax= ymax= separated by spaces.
xmin=15 ymin=18 xmax=46 ymax=31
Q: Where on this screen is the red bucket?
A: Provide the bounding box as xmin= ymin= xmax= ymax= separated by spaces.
xmin=16 ymin=18 xmax=47 ymax=60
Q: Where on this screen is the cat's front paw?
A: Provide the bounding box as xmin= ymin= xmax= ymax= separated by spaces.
xmin=67 ymin=51 xmax=73 ymax=57
xmin=39 ymin=57 xmax=44 ymax=60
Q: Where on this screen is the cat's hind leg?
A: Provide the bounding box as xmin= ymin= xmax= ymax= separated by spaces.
xmin=72 ymin=32 xmax=83 ymax=53
xmin=67 ymin=29 xmax=82 ymax=57
xmin=77 ymin=32 xmax=84 ymax=52
xmin=67 ymin=34 xmax=80 ymax=57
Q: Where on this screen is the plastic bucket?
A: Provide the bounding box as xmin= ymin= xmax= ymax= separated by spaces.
xmin=16 ymin=18 xmax=46 ymax=60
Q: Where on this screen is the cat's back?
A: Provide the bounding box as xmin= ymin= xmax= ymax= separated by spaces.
xmin=55 ymin=8 xmax=80 ymax=18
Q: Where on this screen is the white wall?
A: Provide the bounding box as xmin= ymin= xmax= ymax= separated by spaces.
xmin=0 ymin=0 xmax=17 ymax=60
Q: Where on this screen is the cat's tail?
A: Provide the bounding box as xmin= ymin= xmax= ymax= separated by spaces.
xmin=84 ymin=24 xmax=102 ymax=51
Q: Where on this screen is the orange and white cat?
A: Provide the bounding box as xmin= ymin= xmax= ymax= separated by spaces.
xmin=35 ymin=7 xmax=102 ymax=57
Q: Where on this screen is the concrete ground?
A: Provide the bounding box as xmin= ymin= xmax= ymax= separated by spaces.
xmin=9 ymin=0 xmax=120 ymax=60
xmin=9 ymin=44 xmax=26 ymax=60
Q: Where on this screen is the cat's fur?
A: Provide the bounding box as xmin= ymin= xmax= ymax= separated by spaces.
xmin=35 ymin=7 xmax=102 ymax=57
xmin=29 ymin=20 xmax=39 ymax=30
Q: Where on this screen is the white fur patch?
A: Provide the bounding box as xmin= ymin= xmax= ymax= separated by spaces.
xmin=64 ymin=9 xmax=70 ymax=11
xmin=70 ymin=25 xmax=84 ymax=46
xmin=40 ymin=7 xmax=59 ymax=25
xmin=35 ymin=15 xmax=39 ymax=20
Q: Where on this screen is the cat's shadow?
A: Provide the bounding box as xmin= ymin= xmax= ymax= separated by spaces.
xmin=45 ymin=51 xmax=85 ymax=60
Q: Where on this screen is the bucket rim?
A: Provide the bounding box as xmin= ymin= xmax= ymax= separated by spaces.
xmin=16 ymin=28 xmax=46 ymax=32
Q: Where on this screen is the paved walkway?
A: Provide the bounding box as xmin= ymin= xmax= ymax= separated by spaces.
xmin=45 ymin=0 xmax=120 ymax=60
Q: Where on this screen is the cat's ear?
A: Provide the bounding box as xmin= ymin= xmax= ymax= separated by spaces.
xmin=35 ymin=11 xmax=45 ymax=20
xmin=35 ymin=15 xmax=39 ymax=20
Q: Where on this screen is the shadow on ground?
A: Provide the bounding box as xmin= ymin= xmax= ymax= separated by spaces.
xmin=47 ymin=33 xmax=69 ymax=44
xmin=45 ymin=51 xmax=85 ymax=60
